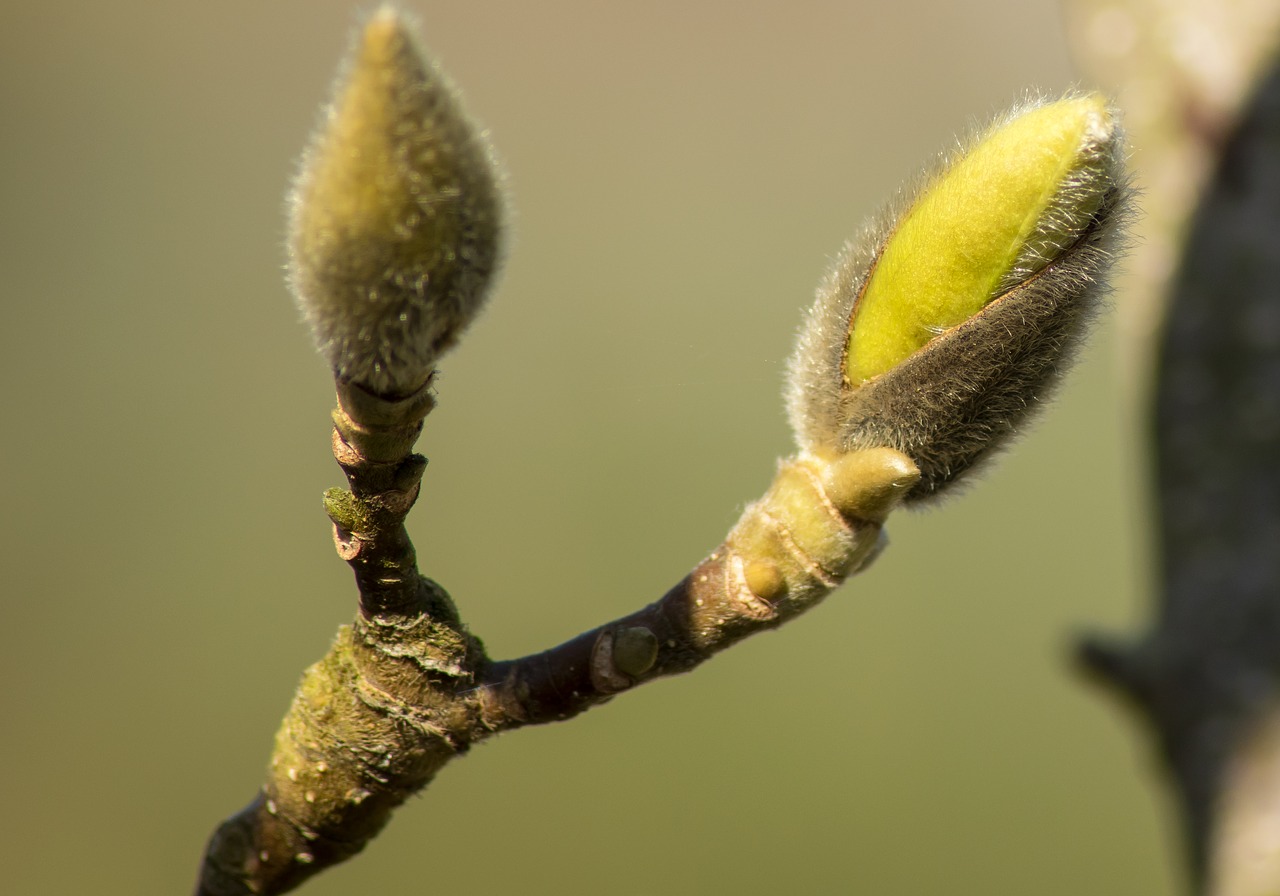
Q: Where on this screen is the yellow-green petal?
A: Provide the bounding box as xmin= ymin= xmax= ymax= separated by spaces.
xmin=845 ymin=94 xmax=1112 ymax=385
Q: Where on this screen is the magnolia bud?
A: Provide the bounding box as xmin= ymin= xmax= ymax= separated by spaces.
xmin=288 ymin=6 xmax=503 ymax=398
xmin=786 ymin=93 xmax=1129 ymax=499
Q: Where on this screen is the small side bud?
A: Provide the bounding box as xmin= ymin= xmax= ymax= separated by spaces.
xmin=817 ymin=447 xmax=921 ymax=524
xmin=612 ymin=626 xmax=660 ymax=678
xmin=786 ymin=93 xmax=1129 ymax=499
xmin=288 ymin=6 xmax=503 ymax=398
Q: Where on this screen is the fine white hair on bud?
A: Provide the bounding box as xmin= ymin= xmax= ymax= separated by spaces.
xmin=785 ymin=92 xmax=1131 ymax=500
xmin=288 ymin=5 xmax=504 ymax=398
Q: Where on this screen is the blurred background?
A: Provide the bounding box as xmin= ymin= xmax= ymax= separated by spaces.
xmin=0 ymin=1 xmax=1172 ymax=893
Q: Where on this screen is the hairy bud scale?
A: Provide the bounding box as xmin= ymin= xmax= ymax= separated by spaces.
xmin=786 ymin=93 xmax=1129 ymax=500
xmin=288 ymin=6 xmax=503 ymax=398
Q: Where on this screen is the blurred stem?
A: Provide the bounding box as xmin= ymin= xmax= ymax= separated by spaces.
xmin=1078 ymin=47 xmax=1280 ymax=895
xmin=1208 ymin=702 xmax=1280 ymax=896
xmin=1064 ymin=0 xmax=1280 ymax=406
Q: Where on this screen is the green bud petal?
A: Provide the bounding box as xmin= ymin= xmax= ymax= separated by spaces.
xmin=847 ymin=95 xmax=1113 ymax=385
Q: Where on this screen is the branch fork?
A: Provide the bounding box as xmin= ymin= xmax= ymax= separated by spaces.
xmin=198 ymin=377 xmax=921 ymax=895
xmin=196 ymin=9 xmax=1131 ymax=893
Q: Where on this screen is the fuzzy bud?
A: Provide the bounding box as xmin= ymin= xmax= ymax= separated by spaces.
xmin=288 ymin=6 xmax=503 ymax=398
xmin=786 ymin=93 xmax=1129 ymax=499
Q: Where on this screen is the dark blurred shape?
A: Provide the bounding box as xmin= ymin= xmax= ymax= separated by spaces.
xmin=1078 ymin=52 xmax=1280 ymax=886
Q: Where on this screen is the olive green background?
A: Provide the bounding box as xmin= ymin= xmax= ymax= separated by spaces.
xmin=0 ymin=1 xmax=1169 ymax=893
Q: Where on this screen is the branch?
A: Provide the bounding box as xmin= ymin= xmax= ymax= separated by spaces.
xmin=196 ymin=9 xmax=1132 ymax=894
xmin=197 ymin=380 xmax=918 ymax=896
xmin=482 ymin=448 xmax=917 ymax=731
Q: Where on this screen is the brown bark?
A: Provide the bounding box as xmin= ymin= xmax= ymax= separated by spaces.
xmin=195 ymin=378 xmax=918 ymax=896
